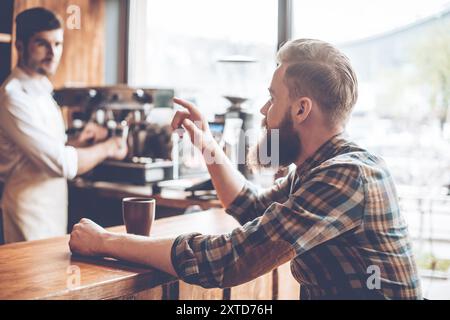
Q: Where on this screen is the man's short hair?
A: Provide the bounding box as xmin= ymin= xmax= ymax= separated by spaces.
xmin=277 ymin=39 xmax=358 ymax=127
xmin=16 ymin=7 xmax=63 ymax=44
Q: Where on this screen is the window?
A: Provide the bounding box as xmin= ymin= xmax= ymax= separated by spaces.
xmin=128 ymin=0 xmax=450 ymax=297
xmin=128 ymin=0 xmax=278 ymax=177
xmin=128 ymin=0 xmax=278 ymax=121
xmin=292 ymin=0 xmax=450 ymax=298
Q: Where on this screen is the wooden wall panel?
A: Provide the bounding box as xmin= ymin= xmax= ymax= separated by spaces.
xmin=0 ymin=0 xmax=14 ymax=84
xmin=12 ymin=0 xmax=105 ymax=88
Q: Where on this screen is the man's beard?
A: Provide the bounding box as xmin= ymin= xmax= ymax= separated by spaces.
xmin=22 ymin=51 xmax=56 ymax=76
xmin=248 ymin=111 xmax=301 ymax=170
xmin=34 ymin=58 xmax=57 ymax=76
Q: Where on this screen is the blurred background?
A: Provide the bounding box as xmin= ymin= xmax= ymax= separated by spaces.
xmin=1 ymin=0 xmax=449 ymax=299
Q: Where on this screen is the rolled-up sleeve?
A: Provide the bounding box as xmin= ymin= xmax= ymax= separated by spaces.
xmin=0 ymin=93 xmax=78 ymax=179
xmin=171 ymin=165 xmax=365 ymax=289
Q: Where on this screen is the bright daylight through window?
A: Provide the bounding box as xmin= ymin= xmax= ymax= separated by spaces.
xmin=129 ymin=0 xmax=450 ymax=299
xmin=293 ymin=0 xmax=450 ymax=299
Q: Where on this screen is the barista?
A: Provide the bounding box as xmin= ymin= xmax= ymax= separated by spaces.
xmin=0 ymin=8 xmax=127 ymax=243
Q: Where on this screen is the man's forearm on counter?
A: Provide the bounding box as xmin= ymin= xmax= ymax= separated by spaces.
xmin=101 ymin=232 xmax=177 ymax=277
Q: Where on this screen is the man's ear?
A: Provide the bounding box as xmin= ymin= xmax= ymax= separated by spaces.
xmin=292 ymin=97 xmax=313 ymax=124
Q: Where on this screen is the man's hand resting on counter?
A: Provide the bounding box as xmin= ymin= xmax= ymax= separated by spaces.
xmin=69 ymin=218 xmax=109 ymax=256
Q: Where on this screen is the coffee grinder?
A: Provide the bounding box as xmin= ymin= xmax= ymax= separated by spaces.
xmin=216 ymin=55 xmax=257 ymax=178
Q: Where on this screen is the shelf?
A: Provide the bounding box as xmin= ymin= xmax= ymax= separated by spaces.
xmin=0 ymin=33 xmax=12 ymax=43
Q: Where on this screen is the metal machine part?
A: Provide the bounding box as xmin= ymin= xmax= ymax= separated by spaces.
xmin=54 ymin=86 xmax=175 ymax=185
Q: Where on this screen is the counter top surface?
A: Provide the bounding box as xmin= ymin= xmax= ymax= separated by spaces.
xmin=0 ymin=209 xmax=239 ymax=300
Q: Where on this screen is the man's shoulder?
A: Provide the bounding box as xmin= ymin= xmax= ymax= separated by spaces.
xmin=314 ymin=144 xmax=389 ymax=181
xmin=324 ymin=149 xmax=382 ymax=167
xmin=1 ymin=68 xmax=25 ymax=91
xmin=0 ymin=76 xmax=29 ymax=110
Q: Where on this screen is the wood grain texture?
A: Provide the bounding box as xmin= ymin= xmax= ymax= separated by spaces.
xmin=12 ymin=0 xmax=105 ymax=88
xmin=0 ymin=209 xmax=240 ymax=300
xmin=178 ymin=282 xmax=223 ymax=300
xmin=0 ymin=208 xmax=300 ymax=300
xmin=230 ymin=272 xmax=273 ymax=300
xmin=115 ymin=286 xmax=164 ymax=300
xmin=276 ymin=261 xmax=300 ymax=300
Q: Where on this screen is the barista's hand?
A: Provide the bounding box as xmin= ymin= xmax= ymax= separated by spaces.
xmin=105 ymin=137 xmax=128 ymax=160
xmin=69 ymin=218 xmax=109 ymax=256
xmin=171 ymin=98 xmax=216 ymax=152
xmin=78 ymin=122 xmax=108 ymax=145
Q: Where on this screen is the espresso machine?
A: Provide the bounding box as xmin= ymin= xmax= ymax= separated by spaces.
xmin=54 ymin=86 xmax=175 ymax=185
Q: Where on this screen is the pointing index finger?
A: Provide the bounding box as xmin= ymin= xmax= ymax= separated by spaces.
xmin=173 ymin=97 xmax=201 ymax=116
xmin=173 ymin=97 xmax=194 ymax=108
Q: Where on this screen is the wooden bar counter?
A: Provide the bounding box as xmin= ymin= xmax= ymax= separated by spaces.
xmin=0 ymin=209 xmax=299 ymax=300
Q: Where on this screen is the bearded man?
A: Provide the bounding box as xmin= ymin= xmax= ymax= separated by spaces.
xmin=69 ymin=39 xmax=422 ymax=300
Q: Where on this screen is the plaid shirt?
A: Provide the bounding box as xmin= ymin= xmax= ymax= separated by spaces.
xmin=171 ymin=134 xmax=422 ymax=299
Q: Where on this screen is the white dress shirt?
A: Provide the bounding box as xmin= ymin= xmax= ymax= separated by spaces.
xmin=0 ymin=67 xmax=78 ymax=243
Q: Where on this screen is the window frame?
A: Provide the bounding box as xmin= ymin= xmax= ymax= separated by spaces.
xmin=124 ymin=0 xmax=293 ymax=84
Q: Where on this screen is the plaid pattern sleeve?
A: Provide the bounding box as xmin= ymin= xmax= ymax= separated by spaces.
xmin=171 ymin=164 xmax=365 ymax=289
xmin=224 ymin=173 xmax=293 ymax=225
